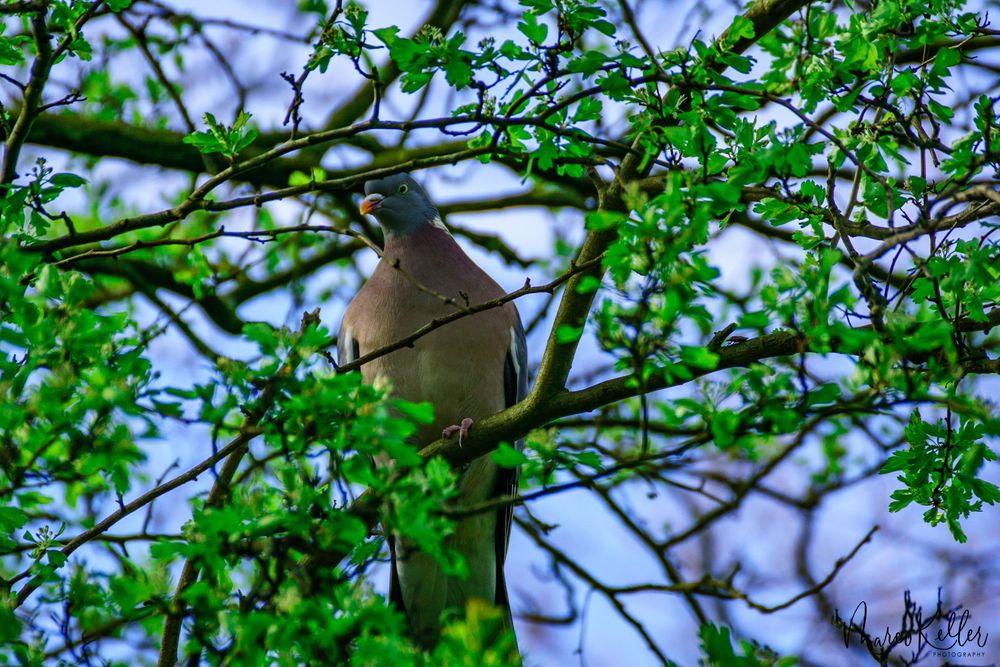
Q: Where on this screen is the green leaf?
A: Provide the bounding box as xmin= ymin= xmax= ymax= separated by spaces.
xmin=0 ymin=507 xmax=28 ymax=533
xmin=888 ymin=489 xmax=914 ymax=512
xmin=555 ymin=324 xmax=584 ymax=343
xmin=932 ymin=47 xmax=961 ymax=74
xmin=947 ymin=516 xmax=967 ymax=543
xmin=971 ymin=479 xmax=1000 ymax=505
xmin=492 ymin=443 xmax=527 ymax=468
xmin=680 ymin=346 xmax=719 ymax=370
xmin=590 ymin=20 xmax=615 ymax=37
xmin=395 ymin=400 xmax=435 ymax=424
xmin=575 ymin=275 xmax=602 ymax=294
xmin=585 ymin=210 xmax=625 ymax=230
xmin=880 ymin=450 xmax=910 ymax=474
xmin=150 ymin=541 xmax=189 ymax=559
xmin=49 ymin=173 xmax=87 ymax=188
xmin=737 ymin=311 xmax=769 ymax=328
xmin=890 ymin=69 xmax=919 ymax=96
xmin=0 ymin=34 xmax=28 ymax=66
xmin=517 ymin=13 xmax=548 ymax=44
xmin=927 ymin=99 xmax=954 ymax=122
xmin=371 ymin=26 xmax=400 ymax=46
xmin=728 ymin=15 xmax=755 ymax=41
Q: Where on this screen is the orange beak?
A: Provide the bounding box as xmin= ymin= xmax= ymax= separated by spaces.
xmin=360 ymin=193 xmax=384 ymax=216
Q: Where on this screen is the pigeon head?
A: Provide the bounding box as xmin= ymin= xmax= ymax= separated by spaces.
xmin=360 ymin=173 xmax=443 ymax=237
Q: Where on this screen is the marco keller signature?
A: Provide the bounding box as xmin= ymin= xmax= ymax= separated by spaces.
xmin=835 ymin=590 xmax=990 ymax=665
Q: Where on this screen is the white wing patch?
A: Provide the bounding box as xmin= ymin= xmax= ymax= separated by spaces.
xmin=509 ymin=327 xmax=523 ymax=393
xmin=430 ymin=215 xmax=450 ymax=233
xmin=339 ymin=326 xmax=355 ymax=365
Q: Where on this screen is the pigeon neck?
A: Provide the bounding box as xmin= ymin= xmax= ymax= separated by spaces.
xmin=382 ymin=222 xmax=456 ymax=257
xmin=380 ymin=214 xmax=449 ymax=245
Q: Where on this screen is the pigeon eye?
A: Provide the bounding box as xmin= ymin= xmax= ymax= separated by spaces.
xmin=398 ymin=184 xmax=409 ymax=194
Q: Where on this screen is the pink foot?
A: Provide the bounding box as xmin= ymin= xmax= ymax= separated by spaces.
xmin=442 ymin=417 xmax=474 ymax=445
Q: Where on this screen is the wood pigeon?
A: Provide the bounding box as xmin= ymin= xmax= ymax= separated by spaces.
xmin=338 ymin=173 xmax=527 ymax=653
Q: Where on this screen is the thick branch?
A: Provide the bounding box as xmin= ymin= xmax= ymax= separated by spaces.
xmin=26 ymin=114 xmax=342 ymax=188
xmin=2 ymin=11 xmax=52 ymax=187
xmin=530 ymin=0 xmax=815 ymax=398
xmin=426 ymin=306 xmax=1000 ymax=471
